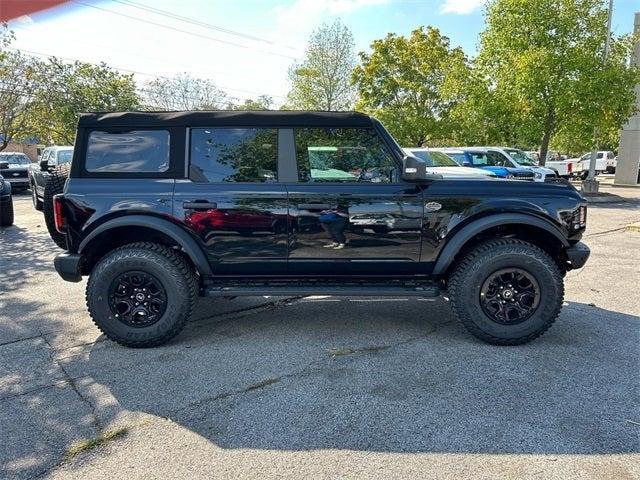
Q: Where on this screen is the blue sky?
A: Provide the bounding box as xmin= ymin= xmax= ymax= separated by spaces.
xmin=7 ymin=0 xmax=640 ymax=106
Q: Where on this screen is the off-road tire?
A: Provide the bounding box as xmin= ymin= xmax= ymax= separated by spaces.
xmin=0 ymin=194 xmax=14 ymax=226
xmin=448 ymin=238 xmax=564 ymax=345
xmin=43 ymin=164 xmax=70 ymax=249
xmin=86 ymin=242 xmax=197 ymax=348
xmin=31 ymin=182 xmax=43 ymax=211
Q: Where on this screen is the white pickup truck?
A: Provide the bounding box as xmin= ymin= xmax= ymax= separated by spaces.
xmin=526 ymin=150 xmax=573 ymax=178
xmin=571 ymin=151 xmax=616 ymax=178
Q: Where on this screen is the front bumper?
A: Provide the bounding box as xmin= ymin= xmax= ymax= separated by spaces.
xmin=54 ymin=253 xmax=83 ymax=282
xmin=566 ymin=241 xmax=590 ymax=269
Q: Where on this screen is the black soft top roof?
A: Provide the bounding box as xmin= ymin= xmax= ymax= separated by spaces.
xmin=77 ymin=110 xmax=376 ymax=128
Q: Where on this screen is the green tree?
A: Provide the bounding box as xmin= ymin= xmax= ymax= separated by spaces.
xmin=286 ymin=19 xmax=357 ymax=111
xmin=0 ymin=24 xmax=42 ymax=151
xmin=29 ymin=58 xmax=140 ymax=144
xmin=353 ymin=27 xmax=471 ymax=146
xmin=477 ymin=0 xmax=639 ymax=163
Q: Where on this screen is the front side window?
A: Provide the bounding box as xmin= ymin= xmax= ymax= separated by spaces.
xmin=296 ymin=127 xmax=397 ymax=183
xmin=190 ymin=128 xmax=278 ymax=183
xmin=85 ymin=130 xmax=169 ymax=173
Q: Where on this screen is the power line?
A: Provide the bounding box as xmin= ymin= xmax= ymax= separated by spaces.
xmin=71 ymin=0 xmax=298 ymax=61
xmin=10 ymin=47 xmax=287 ymax=100
xmin=112 ymin=0 xmax=299 ymax=52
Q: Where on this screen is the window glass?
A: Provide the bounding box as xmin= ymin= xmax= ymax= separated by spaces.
xmin=190 ymin=128 xmax=277 ymax=183
xmin=296 ymin=127 xmax=397 ymax=183
xmin=86 ymin=130 xmax=169 ymax=173
xmin=607 ymin=152 xmax=615 ymax=159
xmin=447 ymin=152 xmax=468 ymax=164
xmin=57 ymin=150 xmax=73 ymax=164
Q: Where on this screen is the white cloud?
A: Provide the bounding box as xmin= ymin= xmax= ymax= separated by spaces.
xmin=439 ymin=0 xmax=485 ymax=15
xmin=16 ymin=15 xmax=34 ymax=25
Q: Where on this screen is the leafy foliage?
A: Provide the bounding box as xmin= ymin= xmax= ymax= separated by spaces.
xmin=353 ymin=27 xmax=471 ymax=146
xmin=28 ymin=58 xmax=140 ymax=145
xmin=286 ymin=19 xmax=357 ymax=111
xmin=476 ymin=0 xmax=639 ymax=160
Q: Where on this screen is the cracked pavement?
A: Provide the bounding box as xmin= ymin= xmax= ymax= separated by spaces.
xmin=1 ymin=189 xmax=639 ymax=479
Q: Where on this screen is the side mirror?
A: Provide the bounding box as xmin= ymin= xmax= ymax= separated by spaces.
xmin=402 ymin=155 xmax=442 ymax=182
xmin=0 ymin=161 xmax=8 ymax=170
xmin=40 ymin=159 xmax=49 ymax=171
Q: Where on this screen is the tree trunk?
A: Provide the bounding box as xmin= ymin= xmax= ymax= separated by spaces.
xmin=0 ymin=141 xmax=7 ymax=153
xmin=538 ymin=109 xmax=555 ymax=166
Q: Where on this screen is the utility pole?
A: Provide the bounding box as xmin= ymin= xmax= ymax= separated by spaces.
xmin=582 ymin=0 xmax=614 ymax=194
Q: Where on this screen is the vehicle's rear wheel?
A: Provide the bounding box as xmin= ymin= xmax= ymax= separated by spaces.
xmin=31 ymin=183 xmax=43 ymax=211
xmin=0 ymin=195 xmax=14 ymax=226
xmin=86 ymin=242 xmax=197 ymax=348
xmin=43 ymin=164 xmax=70 ymax=249
xmin=448 ymin=238 xmax=564 ymax=345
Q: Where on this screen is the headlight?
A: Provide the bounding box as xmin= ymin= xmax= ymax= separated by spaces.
xmin=506 ymin=173 xmax=514 ymax=179
xmin=534 ymin=172 xmax=542 ymax=179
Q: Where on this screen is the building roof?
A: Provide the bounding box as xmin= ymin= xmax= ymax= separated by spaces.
xmin=77 ymin=110 xmax=376 ymax=128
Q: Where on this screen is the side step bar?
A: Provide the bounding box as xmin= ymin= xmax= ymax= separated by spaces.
xmin=204 ymin=283 xmax=441 ymax=298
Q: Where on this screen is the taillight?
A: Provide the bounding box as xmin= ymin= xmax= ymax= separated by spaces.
xmin=53 ymin=194 xmax=66 ymax=233
xmin=568 ymin=162 xmax=572 ymax=173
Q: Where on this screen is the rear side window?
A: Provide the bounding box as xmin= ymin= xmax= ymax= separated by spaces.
xmin=85 ymin=130 xmax=170 ymax=173
xmin=189 ymin=128 xmax=278 ymax=183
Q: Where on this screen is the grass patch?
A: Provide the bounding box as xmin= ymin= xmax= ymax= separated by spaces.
xmin=328 ymin=345 xmax=389 ymax=357
xmin=64 ymin=427 xmax=129 ymax=461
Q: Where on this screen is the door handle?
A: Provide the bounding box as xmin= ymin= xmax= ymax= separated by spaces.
xmin=297 ymin=203 xmax=331 ymax=210
xmin=183 ymin=201 xmax=218 ymax=210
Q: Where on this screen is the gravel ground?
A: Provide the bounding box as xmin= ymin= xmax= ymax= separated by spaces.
xmin=1 ymin=188 xmax=638 ymax=480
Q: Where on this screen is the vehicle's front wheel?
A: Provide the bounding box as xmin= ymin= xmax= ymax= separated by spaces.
xmin=86 ymin=242 xmax=198 ymax=348
xmin=448 ymin=238 xmax=564 ymax=345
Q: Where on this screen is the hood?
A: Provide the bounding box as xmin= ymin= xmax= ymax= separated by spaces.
xmin=426 ymin=166 xmax=494 ymax=178
xmin=520 ymin=165 xmax=555 ymax=174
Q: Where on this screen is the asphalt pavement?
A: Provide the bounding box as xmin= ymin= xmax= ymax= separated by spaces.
xmin=1 ymin=188 xmax=638 ymax=480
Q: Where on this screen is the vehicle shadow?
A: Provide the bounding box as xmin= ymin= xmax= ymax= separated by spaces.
xmin=2 ymin=294 xmax=639 ymax=478
xmin=77 ymin=300 xmax=640 ymax=452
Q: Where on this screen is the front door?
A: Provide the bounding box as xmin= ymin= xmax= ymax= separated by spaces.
xmin=286 ymin=126 xmax=423 ymax=276
xmin=174 ymin=127 xmax=288 ymax=276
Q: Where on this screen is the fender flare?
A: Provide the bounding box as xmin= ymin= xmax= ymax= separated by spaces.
xmin=79 ymin=215 xmax=213 ymax=277
xmin=432 ymin=213 xmax=569 ymax=276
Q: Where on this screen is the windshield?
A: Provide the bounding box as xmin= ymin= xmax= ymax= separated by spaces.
xmin=57 ymin=150 xmax=73 ymax=164
xmin=409 ymin=150 xmax=459 ymax=167
xmin=506 ymin=149 xmax=536 ymax=166
xmin=0 ymin=154 xmax=30 ymax=165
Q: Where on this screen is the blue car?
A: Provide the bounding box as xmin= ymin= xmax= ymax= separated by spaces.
xmin=438 ymin=147 xmax=535 ymax=180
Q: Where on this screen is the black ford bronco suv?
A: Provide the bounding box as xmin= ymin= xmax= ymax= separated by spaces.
xmin=52 ymin=111 xmax=590 ymax=348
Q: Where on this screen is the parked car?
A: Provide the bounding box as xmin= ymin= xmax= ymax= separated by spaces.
xmin=571 ymin=151 xmax=615 ymax=178
xmin=52 ymin=111 xmax=589 ymax=348
xmin=29 ymin=146 xmax=73 ymax=210
xmin=440 ymin=147 xmax=536 ymax=180
xmin=404 ymin=148 xmax=497 ymax=178
xmin=0 ymin=152 xmax=31 ymax=192
xmin=482 ymin=147 xmax=557 ymax=181
xmin=0 ymin=173 xmax=14 ymax=226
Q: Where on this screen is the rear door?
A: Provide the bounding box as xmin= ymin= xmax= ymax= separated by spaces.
xmin=284 ymin=126 xmax=423 ymax=276
xmin=173 ymin=127 xmax=289 ymax=276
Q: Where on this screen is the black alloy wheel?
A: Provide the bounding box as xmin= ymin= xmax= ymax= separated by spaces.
xmin=479 ymin=268 xmax=540 ymax=325
xmin=108 ymin=271 xmax=168 ymax=328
